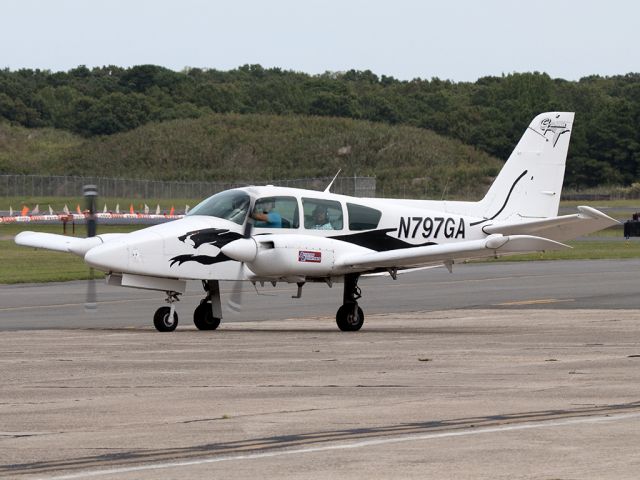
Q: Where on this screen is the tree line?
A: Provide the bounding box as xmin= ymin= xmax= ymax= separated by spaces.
xmin=1 ymin=64 xmax=638 ymax=188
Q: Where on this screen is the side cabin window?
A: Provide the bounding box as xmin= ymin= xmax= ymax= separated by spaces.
xmin=187 ymin=190 xmax=250 ymax=225
xmin=347 ymin=203 xmax=381 ymax=230
xmin=302 ymin=198 xmax=343 ymax=230
xmin=252 ymin=196 xmax=299 ymax=229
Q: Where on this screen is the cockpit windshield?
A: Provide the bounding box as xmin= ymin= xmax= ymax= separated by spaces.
xmin=187 ymin=190 xmax=250 ymax=225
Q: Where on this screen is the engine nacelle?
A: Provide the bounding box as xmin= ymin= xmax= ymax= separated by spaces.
xmin=250 ymin=234 xmax=338 ymax=277
xmin=223 ymin=234 xmax=366 ymax=279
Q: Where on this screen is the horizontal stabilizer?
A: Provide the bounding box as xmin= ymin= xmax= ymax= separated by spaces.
xmin=335 ymin=234 xmax=569 ymax=270
xmin=482 ymin=206 xmax=619 ymax=242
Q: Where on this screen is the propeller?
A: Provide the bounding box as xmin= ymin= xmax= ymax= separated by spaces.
xmin=83 ymin=185 xmax=98 ymax=312
xmin=227 ymin=217 xmax=255 ymax=312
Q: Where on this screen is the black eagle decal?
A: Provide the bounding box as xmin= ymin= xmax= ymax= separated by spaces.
xmin=178 ymin=228 xmax=243 ymax=248
xmin=170 ymin=228 xmax=242 ymax=267
xmin=169 ymin=253 xmax=233 ymax=267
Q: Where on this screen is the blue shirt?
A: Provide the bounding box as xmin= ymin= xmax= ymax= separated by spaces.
xmin=255 ymin=211 xmax=282 ymax=228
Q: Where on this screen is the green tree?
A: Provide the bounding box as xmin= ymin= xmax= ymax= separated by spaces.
xmin=81 ymin=93 xmax=151 ymax=135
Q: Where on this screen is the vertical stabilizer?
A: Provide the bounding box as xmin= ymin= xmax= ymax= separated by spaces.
xmin=477 ymin=112 xmax=574 ymax=222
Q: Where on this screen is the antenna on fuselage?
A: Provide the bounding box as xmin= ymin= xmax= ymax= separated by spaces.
xmin=324 ymin=169 xmax=342 ymax=193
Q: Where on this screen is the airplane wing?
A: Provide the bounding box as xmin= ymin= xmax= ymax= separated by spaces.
xmin=15 ymin=232 xmax=124 ymax=257
xmin=482 ymin=206 xmax=619 ymax=242
xmin=335 ymin=234 xmax=570 ymax=270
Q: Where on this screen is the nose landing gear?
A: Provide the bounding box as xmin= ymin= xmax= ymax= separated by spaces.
xmin=153 ymin=291 xmax=180 ymax=332
xmin=336 ymin=274 xmax=364 ymax=331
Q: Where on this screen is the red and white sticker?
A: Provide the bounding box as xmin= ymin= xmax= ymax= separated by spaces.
xmin=298 ymin=250 xmax=321 ymax=263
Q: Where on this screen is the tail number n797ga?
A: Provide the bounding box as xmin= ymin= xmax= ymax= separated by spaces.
xmin=397 ymin=216 xmax=465 ymax=239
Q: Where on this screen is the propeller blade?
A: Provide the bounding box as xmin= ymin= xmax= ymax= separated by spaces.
xmin=84 ymin=185 xmax=97 ymax=238
xmin=228 ymin=263 xmax=246 ymax=313
xmin=83 ymin=185 xmax=98 ymax=312
xmin=243 ymin=216 xmax=254 ymax=238
xmin=85 ymin=268 xmax=98 ymax=312
xmin=227 ymin=217 xmax=255 ymax=312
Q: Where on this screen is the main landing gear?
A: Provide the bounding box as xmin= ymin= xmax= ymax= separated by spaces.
xmin=336 ymin=273 xmax=364 ymax=331
xmin=152 ymin=280 xmax=223 ymax=332
xmin=193 ymin=280 xmax=222 ymax=330
xmin=151 ymin=278 xmax=365 ymax=332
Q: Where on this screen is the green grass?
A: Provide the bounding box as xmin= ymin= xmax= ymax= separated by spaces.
xmin=582 ymin=226 xmax=621 ymax=238
xmin=481 ymin=240 xmax=640 ymax=263
xmin=0 ymin=224 xmax=144 ymax=284
xmin=561 ymin=199 xmax=640 ymax=208
xmin=0 ymin=240 xmax=96 ymax=283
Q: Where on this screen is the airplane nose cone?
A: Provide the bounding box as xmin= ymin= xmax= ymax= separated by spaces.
xmin=221 ymin=238 xmax=257 ymax=263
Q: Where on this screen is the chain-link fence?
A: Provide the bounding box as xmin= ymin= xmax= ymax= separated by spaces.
xmin=0 ymin=175 xmax=376 ymax=199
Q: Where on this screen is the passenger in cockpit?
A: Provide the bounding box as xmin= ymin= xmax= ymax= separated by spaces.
xmin=312 ymin=205 xmax=333 ymax=230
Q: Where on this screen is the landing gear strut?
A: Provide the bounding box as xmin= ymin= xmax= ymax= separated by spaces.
xmin=193 ymin=280 xmax=222 ymax=330
xmin=153 ymin=291 xmax=180 ymax=332
xmin=336 ymin=273 xmax=364 ymax=331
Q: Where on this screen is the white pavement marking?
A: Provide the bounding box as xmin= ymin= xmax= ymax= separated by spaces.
xmin=494 ymin=298 xmax=575 ymax=306
xmin=38 ymin=411 xmax=640 ymax=480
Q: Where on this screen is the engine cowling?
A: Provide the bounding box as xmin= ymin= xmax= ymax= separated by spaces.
xmin=222 ymin=234 xmax=357 ymax=278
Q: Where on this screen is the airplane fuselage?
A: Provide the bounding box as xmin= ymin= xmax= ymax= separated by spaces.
xmin=84 ymin=185 xmax=488 ymax=284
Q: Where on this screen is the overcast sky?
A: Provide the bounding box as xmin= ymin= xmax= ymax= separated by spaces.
xmin=1 ymin=0 xmax=638 ymax=82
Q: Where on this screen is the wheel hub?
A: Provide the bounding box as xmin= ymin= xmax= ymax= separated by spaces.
xmin=163 ymin=314 xmax=175 ymax=327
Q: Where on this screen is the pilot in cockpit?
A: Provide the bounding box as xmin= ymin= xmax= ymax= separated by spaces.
xmin=251 ymin=197 xmax=282 ymax=228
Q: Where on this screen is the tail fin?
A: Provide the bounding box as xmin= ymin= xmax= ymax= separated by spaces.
xmin=477 ymin=112 xmax=574 ymax=222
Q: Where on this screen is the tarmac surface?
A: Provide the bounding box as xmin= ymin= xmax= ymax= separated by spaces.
xmin=1 ymin=260 xmax=640 ymax=478
xmin=1 ymin=258 xmax=640 ymax=331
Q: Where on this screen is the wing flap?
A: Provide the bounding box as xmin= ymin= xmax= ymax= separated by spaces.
xmin=335 ymin=234 xmax=569 ymax=270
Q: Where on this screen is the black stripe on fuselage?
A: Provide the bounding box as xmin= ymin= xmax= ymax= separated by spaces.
xmin=469 ymin=170 xmax=528 ymax=227
xmin=331 ymin=228 xmax=437 ymax=252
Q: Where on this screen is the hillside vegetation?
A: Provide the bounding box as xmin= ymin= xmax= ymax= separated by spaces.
xmin=0 ymin=114 xmax=501 ymax=199
xmin=1 ymin=66 xmax=639 ymax=188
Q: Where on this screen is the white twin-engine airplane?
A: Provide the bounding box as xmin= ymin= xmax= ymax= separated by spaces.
xmin=15 ymin=112 xmax=618 ymax=332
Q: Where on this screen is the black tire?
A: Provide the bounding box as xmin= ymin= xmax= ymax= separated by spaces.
xmin=193 ymin=302 xmax=221 ymax=330
xmin=153 ymin=306 xmax=178 ymax=332
xmin=336 ymin=303 xmax=364 ymax=331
